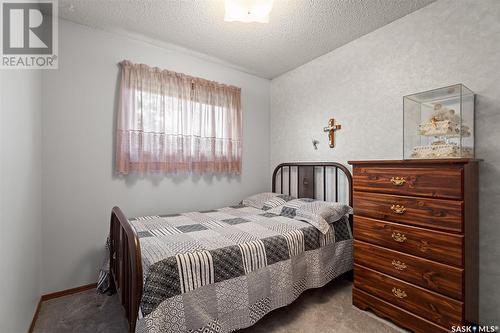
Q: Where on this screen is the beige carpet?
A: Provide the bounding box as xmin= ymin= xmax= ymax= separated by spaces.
xmin=33 ymin=278 xmax=405 ymax=333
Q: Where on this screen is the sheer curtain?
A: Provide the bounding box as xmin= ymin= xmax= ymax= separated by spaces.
xmin=116 ymin=60 xmax=242 ymax=174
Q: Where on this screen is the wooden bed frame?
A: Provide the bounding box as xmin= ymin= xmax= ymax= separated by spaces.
xmin=109 ymin=162 xmax=353 ymax=332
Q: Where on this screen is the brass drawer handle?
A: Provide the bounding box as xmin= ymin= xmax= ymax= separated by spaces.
xmin=390 ymin=177 xmax=406 ymax=186
xmin=390 ymin=204 xmax=406 ymax=214
xmin=392 ymin=287 xmax=407 ymax=299
xmin=391 ymin=232 xmax=407 ymax=243
xmin=391 ymin=259 xmax=407 ymax=271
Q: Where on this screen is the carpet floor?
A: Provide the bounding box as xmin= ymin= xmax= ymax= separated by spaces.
xmin=33 ymin=278 xmax=406 ymax=333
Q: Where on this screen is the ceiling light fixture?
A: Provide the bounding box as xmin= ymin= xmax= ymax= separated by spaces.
xmin=224 ymin=0 xmax=274 ymax=23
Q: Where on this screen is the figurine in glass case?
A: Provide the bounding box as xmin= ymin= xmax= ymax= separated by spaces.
xmin=417 ymin=104 xmax=470 ymax=137
xmin=404 ymin=84 xmax=474 ymax=160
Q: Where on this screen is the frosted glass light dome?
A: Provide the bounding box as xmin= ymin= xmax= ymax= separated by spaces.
xmin=224 ymin=0 xmax=274 ymax=23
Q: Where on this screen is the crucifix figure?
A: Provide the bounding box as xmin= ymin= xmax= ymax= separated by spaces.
xmin=323 ymin=118 xmax=342 ymax=148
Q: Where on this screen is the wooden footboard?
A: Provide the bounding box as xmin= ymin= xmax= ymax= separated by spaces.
xmin=109 ymin=206 xmax=143 ymax=333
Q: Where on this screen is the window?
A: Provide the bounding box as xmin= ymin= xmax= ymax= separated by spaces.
xmin=116 ymin=61 xmax=242 ymax=174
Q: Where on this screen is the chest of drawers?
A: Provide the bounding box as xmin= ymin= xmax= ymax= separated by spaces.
xmin=348 ymin=159 xmax=479 ymax=333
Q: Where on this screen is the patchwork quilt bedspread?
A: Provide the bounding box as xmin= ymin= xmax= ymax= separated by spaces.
xmin=107 ymin=204 xmax=353 ymax=333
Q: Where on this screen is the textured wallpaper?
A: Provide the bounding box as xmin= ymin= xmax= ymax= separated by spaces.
xmin=271 ymin=0 xmax=500 ymax=324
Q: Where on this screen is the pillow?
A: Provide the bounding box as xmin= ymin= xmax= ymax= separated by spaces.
xmin=267 ymin=198 xmax=315 ymax=217
xmin=294 ymin=201 xmax=353 ymax=234
xmin=241 ymin=192 xmax=295 ymax=210
xmin=262 ymin=194 xmax=295 ymax=210
xmin=267 ymin=198 xmax=352 ymax=234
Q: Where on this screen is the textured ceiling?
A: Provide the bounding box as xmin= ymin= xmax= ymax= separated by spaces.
xmin=58 ymin=0 xmax=435 ymax=79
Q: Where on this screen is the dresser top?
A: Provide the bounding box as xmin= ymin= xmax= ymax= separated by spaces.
xmin=348 ymin=158 xmax=480 ymax=165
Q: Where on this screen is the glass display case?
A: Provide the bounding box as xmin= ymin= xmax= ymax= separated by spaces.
xmin=403 ymin=84 xmax=474 ymax=159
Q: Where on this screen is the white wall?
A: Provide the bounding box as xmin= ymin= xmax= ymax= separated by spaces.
xmin=0 ymin=70 xmax=42 ymax=332
xmin=271 ymin=0 xmax=500 ymax=324
xmin=41 ymin=20 xmax=271 ymax=294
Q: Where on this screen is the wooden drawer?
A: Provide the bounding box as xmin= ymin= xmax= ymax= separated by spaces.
xmin=354 ymin=216 xmax=463 ymax=267
xmin=354 ymin=264 xmax=463 ymax=329
xmin=353 ymin=287 xmax=449 ymax=333
xmin=353 ymin=191 xmax=463 ymax=232
xmin=354 ymin=240 xmax=464 ymax=299
xmin=353 ymin=166 xmax=463 ymax=200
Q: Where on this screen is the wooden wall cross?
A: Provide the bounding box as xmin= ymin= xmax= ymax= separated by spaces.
xmin=323 ymin=118 xmax=342 ymax=148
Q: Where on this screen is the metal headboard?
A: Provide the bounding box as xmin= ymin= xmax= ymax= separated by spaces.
xmin=271 ymin=162 xmax=353 ymax=207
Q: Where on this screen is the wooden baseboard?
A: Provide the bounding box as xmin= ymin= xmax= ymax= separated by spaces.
xmin=28 ymin=283 xmax=97 ymax=333
xmin=27 ymin=298 xmax=42 ymax=333
xmin=40 ymin=283 xmax=97 ymax=301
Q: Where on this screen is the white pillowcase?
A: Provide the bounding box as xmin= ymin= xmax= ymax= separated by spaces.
xmin=241 ymin=192 xmax=295 ymax=210
xmin=266 ymin=198 xmax=312 ymax=216
xmin=294 ymin=201 xmax=353 ymax=234
xmin=241 ymin=192 xmax=278 ymax=209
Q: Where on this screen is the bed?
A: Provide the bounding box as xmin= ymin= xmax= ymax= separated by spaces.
xmin=107 ymin=162 xmax=353 ymax=333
